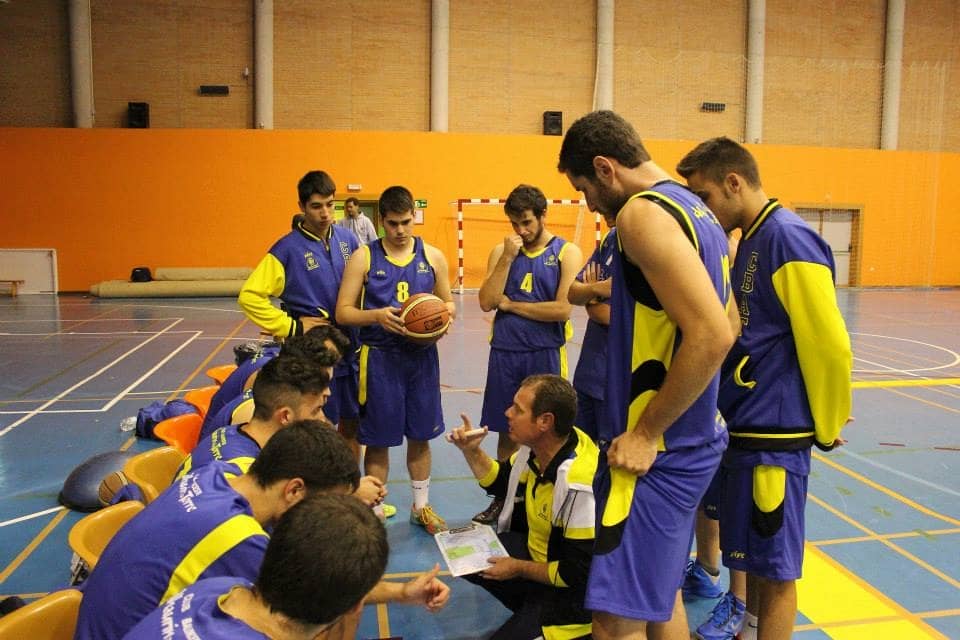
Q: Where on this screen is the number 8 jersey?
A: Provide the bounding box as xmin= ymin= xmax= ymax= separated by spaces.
xmin=359 ymin=236 xmax=437 ymax=351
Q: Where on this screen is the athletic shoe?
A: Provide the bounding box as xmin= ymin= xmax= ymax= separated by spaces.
xmin=695 ymin=591 xmax=746 ymax=640
xmin=472 ymin=496 xmax=505 ymax=525
xmin=410 ymin=504 xmax=448 ymax=535
xmin=682 ymin=560 xmax=724 ymax=599
xmin=381 ymin=503 xmax=397 ymax=518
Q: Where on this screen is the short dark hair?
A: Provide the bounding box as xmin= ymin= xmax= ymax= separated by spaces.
xmin=522 ymin=374 xmax=577 ymax=437
xmin=297 ymin=171 xmax=336 ymax=204
xmin=251 ymin=355 xmax=331 ymax=420
xmin=255 ymin=494 xmax=387 ymax=627
xmin=344 ymin=196 xmax=360 ymax=207
xmin=558 ymin=110 xmax=651 ymax=179
xmin=283 ymin=324 xmax=349 ymax=362
xmin=248 ymin=420 xmax=360 ymax=493
xmin=676 ymin=136 xmax=762 ymax=189
xmin=504 ymin=184 xmax=548 ymax=219
xmin=379 ymin=185 xmax=414 ymax=216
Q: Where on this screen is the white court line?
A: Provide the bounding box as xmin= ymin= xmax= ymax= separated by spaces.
xmin=0 ymin=319 xmax=186 ymax=437
xmin=851 ymin=332 xmax=960 ymax=374
xmin=100 ymin=331 xmax=202 ymax=411
xmin=0 ymin=506 xmax=65 ymax=529
xmin=835 ymin=449 xmax=960 ymax=499
xmin=0 ymin=387 xmax=211 ymax=416
xmin=0 ymin=330 xmax=202 ymax=336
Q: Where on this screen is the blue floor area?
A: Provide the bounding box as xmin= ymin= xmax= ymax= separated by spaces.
xmin=1 ymin=290 xmax=959 ymax=638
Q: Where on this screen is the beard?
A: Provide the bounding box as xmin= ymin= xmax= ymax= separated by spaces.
xmin=522 ymin=223 xmax=545 ymax=248
xmin=596 ymin=182 xmax=630 ymax=219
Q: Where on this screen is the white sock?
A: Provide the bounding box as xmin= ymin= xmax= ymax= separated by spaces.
xmin=740 ymin=612 xmax=758 ymax=640
xmin=411 ymin=478 xmax=430 ymax=510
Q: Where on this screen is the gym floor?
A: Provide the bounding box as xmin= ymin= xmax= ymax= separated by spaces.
xmin=0 ymin=289 xmax=958 ymax=639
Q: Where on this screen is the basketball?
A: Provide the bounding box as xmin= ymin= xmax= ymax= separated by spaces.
xmin=401 ymin=293 xmax=450 ymax=344
xmin=97 ymin=471 xmax=130 ymax=508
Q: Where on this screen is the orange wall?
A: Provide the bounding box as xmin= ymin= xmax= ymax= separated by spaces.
xmin=1 ymin=128 xmax=958 ymax=291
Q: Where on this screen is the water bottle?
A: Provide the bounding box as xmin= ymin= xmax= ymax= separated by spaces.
xmin=120 ymin=416 xmax=137 ymax=432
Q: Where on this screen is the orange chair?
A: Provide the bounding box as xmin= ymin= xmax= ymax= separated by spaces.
xmin=0 ymin=588 xmax=82 ymax=640
xmin=153 ymin=413 xmax=203 ymax=455
xmin=67 ymin=501 xmax=144 ymax=570
xmin=184 ymin=385 xmax=219 ymax=419
xmin=206 ymin=364 xmax=237 ymax=385
xmin=122 ymin=446 xmax=185 ymax=503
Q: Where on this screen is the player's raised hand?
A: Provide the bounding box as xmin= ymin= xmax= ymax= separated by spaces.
xmin=502 ymin=235 xmax=523 ymax=260
xmin=446 ymin=414 xmax=488 ymax=449
xmin=376 ymin=306 xmax=405 ymax=334
xmin=401 ymin=564 xmax=450 ymax=611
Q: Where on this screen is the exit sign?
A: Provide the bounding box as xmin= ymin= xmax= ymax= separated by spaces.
xmin=415 ymin=199 xmax=428 ymax=208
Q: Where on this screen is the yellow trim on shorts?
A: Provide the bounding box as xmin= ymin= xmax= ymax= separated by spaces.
xmin=358 ymin=344 xmax=370 ymax=406
xmin=600 ymin=467 xmax=638 ymax=528
xmin=559 ymin=344 xmax=568 ymax=378
xmin=753 ymin=465 xmax=786 ymax=513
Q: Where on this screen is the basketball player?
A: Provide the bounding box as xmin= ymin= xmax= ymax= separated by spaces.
xmin=567 ymin=209 xmax=617 ymax=441
xmin=475 ymin=184 xmax=582 ymax=524
xmin=336 ymin=185 xmax=456 ymax=534
xmin=558 ymin=110 xmax=738 ymax=640
xmin=677 ymin=137 xmax=852 ymax=640
xmin=238 ymin=171 xmax=363 ymax=462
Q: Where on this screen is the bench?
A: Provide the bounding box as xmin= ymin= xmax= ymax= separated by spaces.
xmin=0 ymin=280 xmax=25 ymax=297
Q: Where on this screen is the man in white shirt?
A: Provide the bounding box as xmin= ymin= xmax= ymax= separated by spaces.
xmin=339 ymin=197 xmax=379 ymax=244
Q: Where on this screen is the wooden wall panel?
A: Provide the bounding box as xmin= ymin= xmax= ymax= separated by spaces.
xmin=275 ymin=1 xmax=429 ymax=131
xmin=91 ymin=0 xmax=252 ymax=129
xmin=764 ymin=0 xmax=885 ymax=148
xmin=0 ymin=0 xmax=71 ymax=127
xmin=614 ymin=0 xmax=747 ymax=142
xmin=449 ymin=0 xmax=595 ymax=135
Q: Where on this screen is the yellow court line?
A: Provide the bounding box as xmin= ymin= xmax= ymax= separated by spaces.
xmin=808 ymin=494 xmax=960 ymax=590
xmin=0 ymin=592 xmax=47 ymax=600
xmin=797 ymin=544 xmax=948 ymax=639
xmin=852 ymin=377 xmax=960 ymax=389
xmin=376 ymin=603 xmax=391 ymax=638
xmin=813 ymin=453 xmax=960 ymax=527
xmin=812 ymin=527 xmax=960 ymax=547
xmin=383 ymin=570 xmax=452 ymax=579
xmin=0 ymin=510 xmax=70 ymax=584
xmin=868 ymin=386 xmax=960 ymax=414
xmin=794 ymin=607 xmax=960 ymax=631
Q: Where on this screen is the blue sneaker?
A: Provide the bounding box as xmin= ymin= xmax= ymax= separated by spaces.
xmin=695 ymin=591 xmax=746 ymax=640
xmin=682 ymin=560 xmax=723 ymax=599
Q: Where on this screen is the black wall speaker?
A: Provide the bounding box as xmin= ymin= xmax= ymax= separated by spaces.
xmin=128 ymin=102 xmax=150 ymax=128
xmin=543 ymin=111 xmax=562 ymax=136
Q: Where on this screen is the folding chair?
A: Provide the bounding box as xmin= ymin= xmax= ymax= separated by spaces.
xmin=0 ymin=588 xmax=82 ymax=640
xmin=153 ymin=413 xmax=203 ymax=455
xmin=206 ymin=363 xmax=237 ymax=386
xmin=121 ymin=446 xmax=185 ymax=503
xmin=67 ymin=501 xmax=144 ymax=570
xmin=184 ymin=385 xmax=219 ymax=419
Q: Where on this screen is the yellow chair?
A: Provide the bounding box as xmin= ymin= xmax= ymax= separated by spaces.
xmin=206 ymin=364 xmax=237 ymax=385
xmin=122 ymin=446 xmax=185 ymax=503
xmin=153 ymin=413 xmax=203 ymax=455
xmin=67 ymin=500 xmax=144 ymax=570
xmin=184 ymin=385 xmax=219 ymax=419
xmin=0 ymin=588 xmax=82 ymax=640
